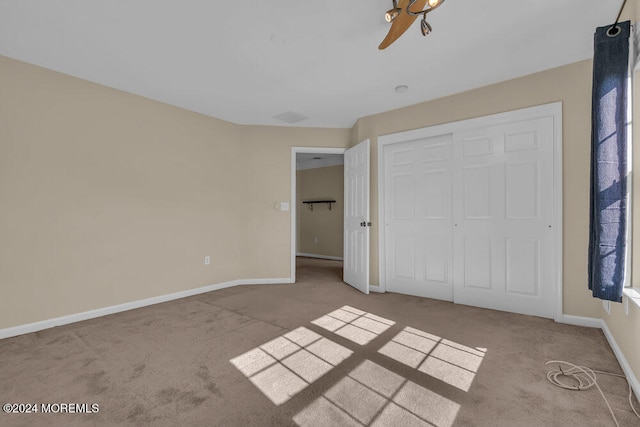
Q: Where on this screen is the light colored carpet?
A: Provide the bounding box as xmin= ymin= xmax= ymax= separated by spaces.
xmin=0 ymin=257 xmax=637 ymax=426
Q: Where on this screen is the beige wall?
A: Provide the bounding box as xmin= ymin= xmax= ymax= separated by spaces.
xmin=238 ymin=126 xmax=350 ymax=280
xmin=0 ymin=55 xmax=241 ymax=328
xmin=297 ymin=165 xmax=344 ymax=258
xmin=0 ymin=55 xmax=350 ymax=330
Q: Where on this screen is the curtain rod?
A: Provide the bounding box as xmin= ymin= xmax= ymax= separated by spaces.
xmin=613 ymin=0 xmax=628 ymax=27
xmin=607 ymin=0 xmax=627 ymax=36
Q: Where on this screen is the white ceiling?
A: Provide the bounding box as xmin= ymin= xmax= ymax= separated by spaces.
xmin=0 ymin=1 xmax=619 ymax=128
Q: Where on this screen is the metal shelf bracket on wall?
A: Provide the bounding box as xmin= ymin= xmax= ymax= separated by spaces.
xmin=302 ymin=199 xmax=336 ymax=211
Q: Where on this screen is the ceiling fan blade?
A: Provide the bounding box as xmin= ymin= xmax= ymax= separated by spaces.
xmin=378 ymin=0 xmax=428 ymax=50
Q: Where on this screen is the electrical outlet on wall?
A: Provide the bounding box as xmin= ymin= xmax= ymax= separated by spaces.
xmin=204 ymin=256 xmax=210 ymax=265
xmin=314 ymin=237 xmax=318 ymax=244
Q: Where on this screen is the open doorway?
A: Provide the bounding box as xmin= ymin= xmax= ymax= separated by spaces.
xmin=291 ymin=148 xmax=346 ymax=282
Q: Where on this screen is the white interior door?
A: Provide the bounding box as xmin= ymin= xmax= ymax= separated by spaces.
xmin=344 ymin=140 xmax=370 ymax=294
xmin=384 ymin=134 xmax=454 ymax=301
xmin=452 ymin=117 xmax=555 ymax=318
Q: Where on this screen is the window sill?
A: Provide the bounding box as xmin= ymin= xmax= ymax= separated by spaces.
xmin=623 ymin=288 xmax=640 ymax=309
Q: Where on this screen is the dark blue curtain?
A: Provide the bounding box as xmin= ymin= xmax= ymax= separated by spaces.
xmin=588 ymin=20 xmax=631 ymax=303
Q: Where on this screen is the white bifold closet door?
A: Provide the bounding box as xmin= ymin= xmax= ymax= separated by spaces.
xmin=452 ymin=117 xmax=554 ymax=318
xmin=384 ymin=133 xmax=454 ymax=302
xmin=385 ymin=116 xmax=555 ymax=318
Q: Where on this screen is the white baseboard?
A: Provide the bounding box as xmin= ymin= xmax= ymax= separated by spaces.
xmin=555 ymin=314 xmax=603 ymax=328
xmin=556 ymin=314 xmax=640 ymax=402
xmin=369 ymin=285 xmax=384 ymax=293
xmin=0 ymin=277 xmax=292 ymax=340
xmin=297 ymin=252 xmax=343 ymax=261
xmin=601 ymin=320 xmax=640 ymax=402
xmin=241 ymin=277 xmax=293 ymax=285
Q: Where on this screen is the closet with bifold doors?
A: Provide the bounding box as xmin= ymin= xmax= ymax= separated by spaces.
xmin=381 ymin=105 xmax=559 ymax=319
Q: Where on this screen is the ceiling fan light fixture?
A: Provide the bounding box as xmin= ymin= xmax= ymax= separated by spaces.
xmin=379 ymin=0 xmax=445 ymax=49
xmin=385 ymin=7 xmax=401 ymax=23
xmin=406 ymin=0 xmax=445 ymax=16
xmin=420 ymin=15 xmax=432 ymax=36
